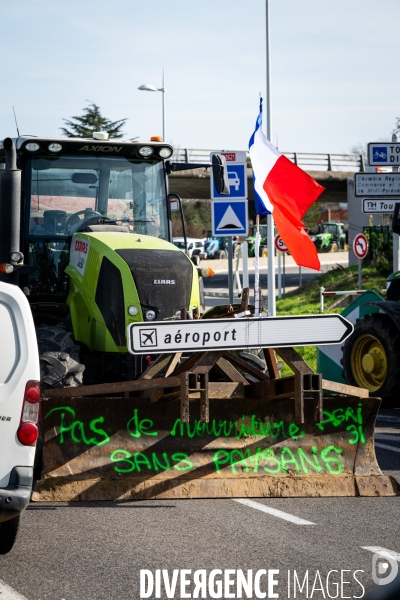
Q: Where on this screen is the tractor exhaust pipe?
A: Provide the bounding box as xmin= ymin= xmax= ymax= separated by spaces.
xmin=0 ymin=138 xmax=21 ymax=283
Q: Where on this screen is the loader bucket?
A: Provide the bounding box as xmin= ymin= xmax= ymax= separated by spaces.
xmin=33 ymin=388 xmax=397 ymax=501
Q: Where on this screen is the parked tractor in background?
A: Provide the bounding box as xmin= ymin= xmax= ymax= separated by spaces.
xmin=310 ymin=221 xmax=347 ymax=252
xmin=246 ymin=224 xmax=268 ymax=257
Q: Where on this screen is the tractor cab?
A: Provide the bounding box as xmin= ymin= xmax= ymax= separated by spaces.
xmin=8 ymin=136 xmax=174 ymax=301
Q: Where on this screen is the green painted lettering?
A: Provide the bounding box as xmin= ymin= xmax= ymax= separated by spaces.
xmin=261 ymin=449 xmax=282 ymax=474
xmin=297 ymin=446 xmax=322 ymax=473
xmin=171 ymin=453 xmax=193 ymax=471
xmin=110 ymin=449 xmax=135 ymax=473
xmin=213 ymin=450 xmax=230 ymax=473
xmin=127 ymin=409 xmax=157 ymax=438
xmin=320 ymin=445 xmax=344 ymax=475
xmin=280 ymin=447 xmax=300 ymax=473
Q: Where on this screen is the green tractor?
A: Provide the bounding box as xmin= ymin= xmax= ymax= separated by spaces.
xmin=310 ymin=221 xmax=347 ymax=252
xmin=245 ymin=224 xmax=268 ymax=257
xmin=0 ymin=135 xmax=228 ymax=386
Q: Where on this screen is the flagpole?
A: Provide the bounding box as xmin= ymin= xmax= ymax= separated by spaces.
xmin=254 ymin=214 xmax=260 ymax=316
xmin=266 ymin=0 xmax=276 ymax=316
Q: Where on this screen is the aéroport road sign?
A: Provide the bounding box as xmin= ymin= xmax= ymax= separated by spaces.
xmin=362 ymin=198 xmax=399 ymax=214
xmin=355 ymin=173 xmax=400 ymax=197
xmin=127 ymin=315 xmax=353 ymax=355
xmin=368 ymin=142 xmax=400 ymax=167
xmin=353 ymin=233 xmax=368 ymax=260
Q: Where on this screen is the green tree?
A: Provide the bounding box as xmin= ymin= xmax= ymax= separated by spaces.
xmin=60 ymin=102 xmax=127 ymax=138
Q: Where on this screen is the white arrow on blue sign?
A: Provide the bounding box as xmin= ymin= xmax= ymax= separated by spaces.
xmin=211 ymin=199 xmax=248 ymax=237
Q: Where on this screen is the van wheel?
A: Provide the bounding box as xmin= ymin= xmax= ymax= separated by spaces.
xmin=0 ymin=516 xmax=20 ymax=554
xmin=36 ymin=325 xmax=85 ymax=389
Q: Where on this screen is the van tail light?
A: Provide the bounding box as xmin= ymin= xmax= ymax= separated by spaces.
xmin=17 ymin=380 xmax=40 ymax=446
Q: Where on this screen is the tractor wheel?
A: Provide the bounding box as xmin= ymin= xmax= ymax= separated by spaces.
xmin=342 ymin=313 xmax=400 ymax=403
xmin=0 ymin=516 xmax=20 ymax=554
xmin=330 ymin=241 xmax=339 ymax=252
xmin=216 ymin=250 xmax=227 ymax=259
xmin=36 ymin=325 xmax=85 ymax=389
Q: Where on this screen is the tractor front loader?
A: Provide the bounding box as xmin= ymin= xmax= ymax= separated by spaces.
xmin=0 ymin=136 xmax=394 ymax=501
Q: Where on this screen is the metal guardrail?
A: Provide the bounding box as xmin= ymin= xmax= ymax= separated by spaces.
xmin=171 ymin=148 xmax=365 ymax=172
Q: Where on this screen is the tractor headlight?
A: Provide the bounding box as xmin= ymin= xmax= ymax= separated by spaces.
xmin=10 ymin=251 xmax=23 ymax=263
xmin=145 ymin=309 xmax=156 ymax=321
xmin=139 ymin=146 xmax=154 ymax=157
xmin=159 ymin=147 xmax=173 ymax=159
xmin=128 ymin=305 xmax=139 ymax=316
xmin=48 ymin=143 xmax=62 ymax=153
xmin=25 ymin=143 xmax=40 ymax=152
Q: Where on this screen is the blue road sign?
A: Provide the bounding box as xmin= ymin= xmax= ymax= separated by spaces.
xmin=211 ymin=199 xmax=248 ymax=237
xmin=368 ymin=142 xmax=400 ymax=166
xmin=212 ymin=164 xmax=247 ymax=200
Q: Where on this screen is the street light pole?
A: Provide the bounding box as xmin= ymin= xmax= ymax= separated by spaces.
xmin=138 ymin=68 xmax=166 ymax=141
xmin=161 ymin=68 xmax=166 ymax=142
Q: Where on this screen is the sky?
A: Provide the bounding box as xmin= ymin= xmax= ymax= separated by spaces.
xmin=0 ymin=0 xmax=399 ymax=155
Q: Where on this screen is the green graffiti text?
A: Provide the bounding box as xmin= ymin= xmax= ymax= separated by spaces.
xmin=213 ymin=445 xmax=344 ymax=476
xmin=110 ymin=450 xmax=193 ymax=473
xmin=45 ymin=406 xmax=110 ymax=446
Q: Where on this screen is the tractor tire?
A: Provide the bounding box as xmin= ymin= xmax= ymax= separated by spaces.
xmin=0 ymin=516 xmax=20 ymax=554
xmin=36 ymin=325 xmax=85 ymax=389
xmin=191 ymin=255 xmax=200 ymax=266
xmin=342 ymin=313 xmax=400 ymax=404
xmin=330 ymin=241 xmax=339 ymax=252
xmin=215 ymin=250 xmax=227 ymax=259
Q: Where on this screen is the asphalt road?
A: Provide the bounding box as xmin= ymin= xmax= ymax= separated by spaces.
xmin=0 ymin=408 xmax=399 ymax=600
xmin=201 ymin=251 xmax=348 ymax=307
xmin=2 ymin=249 xmax=399 ymax=600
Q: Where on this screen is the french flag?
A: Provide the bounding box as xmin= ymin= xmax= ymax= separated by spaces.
xmin=249 ymin=99 xmax=325 ymax=271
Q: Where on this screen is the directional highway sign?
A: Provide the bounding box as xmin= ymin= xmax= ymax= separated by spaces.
xmin=355 ymin=173 xmax=400 ymax=197
xmin=127 ymin=315 xmax=353 ymax=355
xmin=368 ymin=142 xmax=400 ymax=167
xmin=362 ymin=198 xmax=399 ymax=214
xmin=211 ymin=199 xmax=248 ymax=236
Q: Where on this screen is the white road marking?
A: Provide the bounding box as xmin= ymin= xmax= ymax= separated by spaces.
xmin=361 ymin=547 xmax=400 ymax=562
xmin=375 ymin=434 xmax=400 ymax=442
xmin=375 ymin=443 xmax=400 ymax=454
xmin=233 ymin=498 xmax=315 ymax=525
xmin=0 ymin=580 xmax=29 ymax=600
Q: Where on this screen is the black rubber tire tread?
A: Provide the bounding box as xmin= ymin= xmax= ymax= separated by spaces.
xmin=342 ymin=313 xmax=400 ymax=403
xmin=0 ymin=516 xmax=20 ymax=554
xmin=216 ymin=250 xmax=227 ymax=259
xmin=36 ymin=324 xmax=85 ymax=389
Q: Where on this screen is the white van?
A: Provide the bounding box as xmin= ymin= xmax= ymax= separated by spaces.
xmin=0 ymin=282 xmax=40 ymax=553
xmin=173 ymin=238 xmax=206 ymax=265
